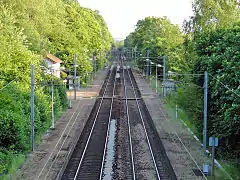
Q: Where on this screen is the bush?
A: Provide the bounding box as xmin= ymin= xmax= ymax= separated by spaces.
xmin=166 ymin=85 xmax=203 ymax=134
xmin=0 ymin=80 xmax=67 ymax=175
xmin=194 ymin=23 xmax=240 ymax=157
xmin=0 ymin=84 xmax=30 ymax=151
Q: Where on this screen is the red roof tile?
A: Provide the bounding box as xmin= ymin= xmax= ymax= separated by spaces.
xmin=47 ymin=53 xmax=62 ymax=64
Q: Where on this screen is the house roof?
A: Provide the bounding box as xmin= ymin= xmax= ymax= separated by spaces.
xmin=47 ymin=53 xmax=62 ymax=64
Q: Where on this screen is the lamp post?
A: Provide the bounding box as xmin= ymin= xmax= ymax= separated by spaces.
xmin=134 ymin=48 xmax=137 ymax=67
xmin=73 ymin=54 xmax=78 ymax=100
xmin=31 ymin=65 xmax=35 ymax=151
xmin=94 ymin=55 xmax=97 ymax=75
xmin=156 ymin=64 xmax=163 ymax=94
xmin=146 ymin=50 xmax=150 ymax=80
xmin=162 ymin=56 xmax=166 ymax=97
xmin=150 ymin=61 xmax=154 ymax=86
xmin=50 ymin=65 xmax=55 ymax=129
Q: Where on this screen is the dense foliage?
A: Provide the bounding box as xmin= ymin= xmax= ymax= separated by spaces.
xmin=194 ymin=24 xmax=240 ymax=157
xmin=124 ymin=17 xmax=188 ymax=73
xmin=0 ymin=0 xmax=112 ymax=176
xmin=183 ymin=0 xmax=240 ymax=157
xmin=125 ymin=0 xmax=240 ymax=176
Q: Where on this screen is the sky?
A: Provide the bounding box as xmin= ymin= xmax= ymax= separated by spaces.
xmin=78 ymin=0 xmax=194 ymax=40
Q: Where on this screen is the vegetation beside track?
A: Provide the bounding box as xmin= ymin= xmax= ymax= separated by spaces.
xmin=125 ymin=0 xmax=240 ymax=178
xmin=0 ymin=0 xmax=112 ymax=177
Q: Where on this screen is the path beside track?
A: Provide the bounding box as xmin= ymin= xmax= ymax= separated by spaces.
xmin=133 ymin=70 xmax=210 ymax=180
xmin=15 ymin=70 xmax=108 ymax=180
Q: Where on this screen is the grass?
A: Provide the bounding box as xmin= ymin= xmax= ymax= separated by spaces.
xmin=163 ymin=97 xmax=235 ymax=180
xmin=0 ymin=153 xmax=25 ymax=180
xmin=0 ymin=105 xmax=67 ymax=179
xmin=219 ymin=160 xmax=240 ymax=180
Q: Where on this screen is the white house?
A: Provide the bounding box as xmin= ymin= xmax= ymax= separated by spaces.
xmin=45 ymin=53 xmax=62 ymax=78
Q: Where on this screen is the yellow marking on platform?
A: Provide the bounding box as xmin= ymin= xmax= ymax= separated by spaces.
xmin=67 ymin=91 xmax=98 ymax=98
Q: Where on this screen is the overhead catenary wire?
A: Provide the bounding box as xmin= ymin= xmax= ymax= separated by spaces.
xmin=209 ymin=74 xmax=240 ymax=98
xmin=0 ymin=69 xmax=31 ymax=91
xmin=0 ymin=80 xmax=14 ymax=91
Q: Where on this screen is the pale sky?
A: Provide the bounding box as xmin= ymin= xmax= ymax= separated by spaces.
xmin=78 ymin=0 xmax=194 ymax=39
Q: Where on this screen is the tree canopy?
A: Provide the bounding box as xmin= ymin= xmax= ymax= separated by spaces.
xmin=0 ymin=0 xmax=113 ymax=176
xmin=125 ymin=2 xmax=240 ymax=173
xmin=125 ymin=17 xmax=188 ymax=73
xmin=0 ymin=0 xmax=113 ymax=81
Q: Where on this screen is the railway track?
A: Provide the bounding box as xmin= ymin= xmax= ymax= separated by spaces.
xmin=61 ymin=66 xmax=117 ymax=180
xmin=120 ymin=65 xmax=177 ymax=180
xmin=61 ymin=63 xmax=176 ymax=180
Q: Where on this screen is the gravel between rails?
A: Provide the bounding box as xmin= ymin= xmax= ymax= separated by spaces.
xmin=61 ymin=99 xmax=112 ymax=180
xmin=127 ymin=100 xmax=157 ymax=179
xmin=132 ymin=71 xmax=209 ymax=180
xmin=61 ymin=67 xmax=117 ymax=180
xmin=114 ymin=67 xmax=176 ymax=180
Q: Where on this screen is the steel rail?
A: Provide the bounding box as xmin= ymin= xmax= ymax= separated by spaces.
xmin=122 ymin=65 xmax=136 ymax=180
xmin=37 ymin=101 xmax=82 ymax=179
xmin=39 ymin=67 xmax=111 ymax=179
xmin=126 ymin=67 xmax=161 ymax=180
xmin=73 ymin=66 xmax=115 ymax=180
xmin=43 ymin=104 xmax=85 ymax=180
xmin=99 ymin=68 xmax=117 ymax=179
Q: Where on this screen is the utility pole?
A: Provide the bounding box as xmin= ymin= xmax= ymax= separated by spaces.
xmin=146 ymin=50 xmax=150 ymax=79
xmin=162 ymin=56 xmax=166 ymax=97
xmin=150 ymin=62 xmax=152 ymax=77
xmin=91 ymin=52 xmax=94 ymax=81
xmin=51 ymin=65 xmax=55 ymax=129
xmin=31 ymin=65 xmax=35 ymax=151
xmin=203 ymin=71 xmax=208 ymax=152
xmin=132 ymin=48 xmax=134 ymax=59
xmin=94 ymin=55 xmax=96 ymax=76
xmin=74 ymin=54 xmax=77 ymax=100
xmin=134 ymin=48 xmax=137 ymax=67
xmin=176 ymin=104 xmax=178 ymax=120
xmin=156 ymin=64 xmax=158 ymax=93
xmin=211 ymin=136 xmax=215 ymax=179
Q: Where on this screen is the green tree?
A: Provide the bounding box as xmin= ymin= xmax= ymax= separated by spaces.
xmin=0 ymin=0 xmax=112 ymax=175
xmin=194 ymin=24 xmax=240 ymax=157
xmin=125 ymin=17 xmax=187 ymax=73
xmin=191 ymin=0 xmax=240 ymax=33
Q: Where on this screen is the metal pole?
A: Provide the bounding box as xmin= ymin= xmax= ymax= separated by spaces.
xmin=92 ymin=52 xmax=94 ymax=81
xmin=150 ymin=62 xmax=152 ymax=76
xmin=146 ymin=50 xmax=150 ymax=80
xmin=85 ymin=73 xmax=87 ymax=96
xmin=150 ymin=63 xmax=153 ymax=87
xmin=212 ymin=136 xmax=215 ymax=179
xmin=134 ymin=48 xmax=137 ymax=67
xmin=132 ymin=48 xmax=133 ymax=59
xmin=74 ymin=54 xmax=77 ymax=100
xmin=162 ymin=56 xmax=166 ymax=97
xmin=156 ymin=65 xmax=158 ymax=93
xmin=203 ymin=71 xmax=208 ymax=152
xmin=31 ymin=65 xmax=35 ymax=151
xmin=51 ymin=66 xmax=55 ymax=129
xmin=176 ymin=104 xmax=178 ymax=120
xmin=94 ymin=55 xmax=96 ymax=76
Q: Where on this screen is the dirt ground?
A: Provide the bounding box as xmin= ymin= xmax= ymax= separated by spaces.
xmin=14 ymin=69 xmax=108 ymax=180
xmin=133 ymin=71 xmax=211 ymax=180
